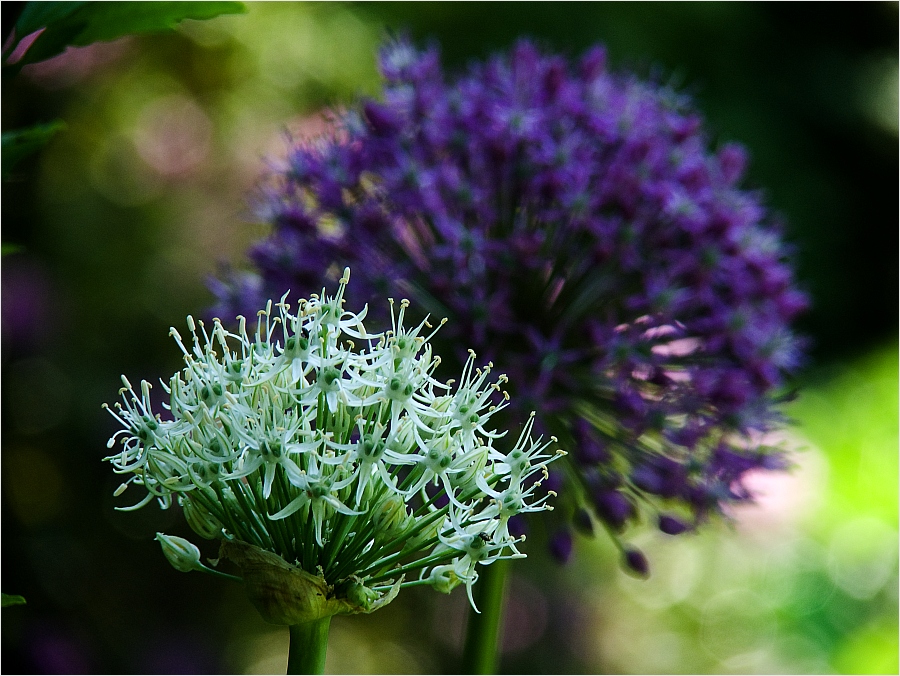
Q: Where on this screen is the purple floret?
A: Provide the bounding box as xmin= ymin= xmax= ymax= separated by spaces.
xmin=549 ymin=528 xmax=574 ymax=564
xmin=623 ymin=547 xmax=650 ymax=577
xmin=213 ymin=38 xmax=807 ymax=557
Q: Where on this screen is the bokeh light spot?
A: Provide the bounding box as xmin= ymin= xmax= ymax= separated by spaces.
xmin=4 ymin=445 xmax=65 ymax=527
xmin=827 ymin=517 xmax=898 ymax=600
xmin=134 ymin=94 xmax=212 ymax=177
xmin=5 ymin=358 xmax=72 ymax=435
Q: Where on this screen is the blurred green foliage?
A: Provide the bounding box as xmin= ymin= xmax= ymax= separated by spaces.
xmin=794 ymin=348 xmax=898 ymax=530
xmin=558 ymin=344 xmax=898 ymax=674
xmin=2 ymin=2 xmax=245 ymax=194
xmin=1 ymin=120 xmax=64 ymax=179
xmin=6 ymin=1 xmax=246 ymax=69
xmin=2 ymin=594 xmax=27 ymax=608
xmin=1 ymin=3 xmax=896 ymax=673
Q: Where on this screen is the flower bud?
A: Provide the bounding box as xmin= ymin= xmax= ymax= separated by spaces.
xmin=594 ymin=489 xmax=633 ymax=531
xmin=345 ymin=581 xmax=379 ymax=611
xmin=428 ymin=565 xmax=462 ymax=594
xmin=658 ymin=514 xmax=689 ymax=536
xmin=156 ymin=533 xmax=204 ymax=573
xmin=182 ymin=496 xmax=224 ymax=540
xmin=363 ymin=100 xmax=399 ymax=136
xmin=372 ymin=495 xmax=411 ymax=537
xmin=449 ymin=450 xmax=487 ymax=493
xmin=622 ymin=547 xmax=649 ymax=578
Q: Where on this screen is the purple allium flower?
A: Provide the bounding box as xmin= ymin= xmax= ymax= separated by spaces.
xmin=213 ymin=38 xmax=807 ymax=562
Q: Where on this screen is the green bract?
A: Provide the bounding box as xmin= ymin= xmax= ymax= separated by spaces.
xmin=104 ymin=269 xmax=563 ymax=620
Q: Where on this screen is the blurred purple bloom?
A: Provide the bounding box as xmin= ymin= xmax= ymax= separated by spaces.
xmin=2 ymin=256 xmax=54 ymax=349
xmin=28 ymin=625 xmax=91 ymax=674
xmin=549 ymin=528 xmax=574 ymax=564
xmin=507 ymin=514 xmax=529 ymax=540
xmin=213 ymin=38 xmax=807 ymax=560
xmin=593 ymin=489 xmax=634 ymax=532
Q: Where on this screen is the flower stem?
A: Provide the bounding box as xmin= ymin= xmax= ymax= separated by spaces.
xmin=287 ymin=616 xmax=331 ymax=675
xmin=461 ymin=559 xmax=509 ymax=674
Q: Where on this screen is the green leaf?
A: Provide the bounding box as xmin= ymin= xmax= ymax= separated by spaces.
xmin=15 ymin=2 xmax=88 ymax=39
xmin=2 ymin=121 xmax=66 ymax=180
xmin=12 ymin=1 xmax=246 ymax=68
xmin=1 ymin=594 xmax=26 ymax=608
xmin=2 ymin=244 xmax=24 ymax=256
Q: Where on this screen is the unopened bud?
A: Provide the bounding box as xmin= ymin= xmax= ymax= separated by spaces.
xmin=372 ymin=495 xmax=411 ymax=536
xmin=622 ymin=547 xmax=649 ymax=578
xmin=428 ymin=565 xmax=461 ymax=594
xmin=658 ymin=514 xmax=689 ymax=536
xmin=182 ymin=497 xmax=224 ymax=540
xmin=156 ymin=533 xmax=204 ymax=573
xmin=345 ymin=581 xmax=379 ymax=611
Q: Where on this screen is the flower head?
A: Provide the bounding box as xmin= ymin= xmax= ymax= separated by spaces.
xmin=105 ymin=270 xmax=562 ymax=619
xmin=213 ymin=38 xmax=807 ymax=563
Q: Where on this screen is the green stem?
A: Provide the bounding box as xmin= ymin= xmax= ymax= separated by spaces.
xmin=461 ymin=560 xmax=509 ymax=675
xmin=287 ymin=616 xmax=331 ymax=675
xmin=197 ymin=564 xmax=243 ymax=583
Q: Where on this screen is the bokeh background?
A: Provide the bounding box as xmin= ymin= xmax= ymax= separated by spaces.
xmin=2 ymin=2 xmax=897 ymax=673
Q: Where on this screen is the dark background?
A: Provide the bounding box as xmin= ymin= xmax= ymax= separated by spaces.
xmin=2 ymin=3 xmax=897 ymax=673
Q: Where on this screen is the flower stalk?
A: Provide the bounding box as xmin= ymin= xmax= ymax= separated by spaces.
xmin=461 ymin=559 xmax=509 ymax=674
xmin=288 ymin=618 xmax=331 ymax=675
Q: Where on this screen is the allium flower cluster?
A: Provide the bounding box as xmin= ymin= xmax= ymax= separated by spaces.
xmin=212 ymin=39 xmax=807 ymax=565
xmin=104 ymin=270 xmax=561 ymax=613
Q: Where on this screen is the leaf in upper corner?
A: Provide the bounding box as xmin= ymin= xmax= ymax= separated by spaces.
xmin=11 ymin=1 xmax=246 ymax=69
xmin=14 ymin=2 xmax=88 ymax=39
xmin=1 ymin=594 xmax=27 ymax=608
xmin=2 ymin=121 xmax=66 ymax=180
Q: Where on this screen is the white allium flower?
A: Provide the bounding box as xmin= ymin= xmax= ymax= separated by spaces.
xmin=104 ymin=269 xmax=563 ymax=618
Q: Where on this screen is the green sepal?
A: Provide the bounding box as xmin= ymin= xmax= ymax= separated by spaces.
xmin=220 ymin=539 xmax=402 ymax=625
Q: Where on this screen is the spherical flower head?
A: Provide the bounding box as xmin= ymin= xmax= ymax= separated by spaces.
xmin=104 ymin=269 xmax=563 ymax=621
xmin=213 ymin=38 xmax=807 ymax=560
